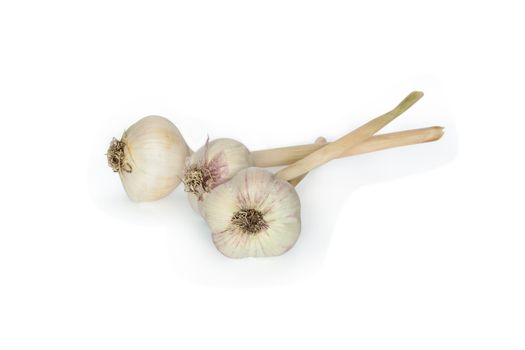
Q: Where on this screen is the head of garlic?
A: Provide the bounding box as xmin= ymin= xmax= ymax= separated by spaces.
xmin=202 ymin=167 xmax=301 ymax=258
xmin=107 ymin=115 xmax=190 ymax=202
xmin=183 ymin=138 xmax=254 ymax=214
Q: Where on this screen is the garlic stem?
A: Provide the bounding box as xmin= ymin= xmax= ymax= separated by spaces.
xmin=288 ymin=136 xmax=327 ymax=186
xmin=252 ymin=126 xmax=443 ymax=167
xmin=276 ymin=91 xmax=424 ymax=182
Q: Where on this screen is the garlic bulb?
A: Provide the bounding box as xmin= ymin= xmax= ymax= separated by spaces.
xmin=183 ymin=138 xmax=253 ymax=214
xmin=201 ymin=91 xmax=426 ymax=258
xmin=203 ymin=167 xmax=301 ymax=258
xmin=107 ymin=115 xmax=190 ymax=202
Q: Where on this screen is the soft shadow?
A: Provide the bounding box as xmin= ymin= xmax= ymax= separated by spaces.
xmin=88 ymin=119 xmax=458 ymax=288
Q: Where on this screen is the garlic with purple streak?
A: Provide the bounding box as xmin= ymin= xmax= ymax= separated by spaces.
xmin=183 ymin=138 xmax=253 ymax=214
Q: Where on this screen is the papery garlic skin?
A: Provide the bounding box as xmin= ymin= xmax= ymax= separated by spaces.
xmin=183 ymin=138 xmax=253 ymax=214
xmin=202 ymin=167 xmax=301 ymax=258
xmin=108 ymin=116 xmax=190 ymax=202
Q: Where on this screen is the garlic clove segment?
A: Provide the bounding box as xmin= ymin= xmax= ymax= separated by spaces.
xmin=183 ymin=138 xmax=254 ymax=214
xmin=107 ymin=115 xmax=190 ymax=202
xmin=203 ymin=167 xmax=301 ymax=258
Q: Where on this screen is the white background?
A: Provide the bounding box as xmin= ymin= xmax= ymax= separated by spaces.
xmin=0 ymin=1 xmax=523 ymax=349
